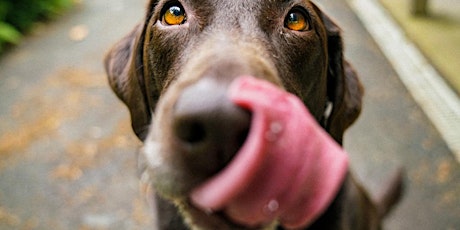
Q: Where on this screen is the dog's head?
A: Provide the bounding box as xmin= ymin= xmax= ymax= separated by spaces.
xmin=105 ymin=0 xmax=363 ymax=228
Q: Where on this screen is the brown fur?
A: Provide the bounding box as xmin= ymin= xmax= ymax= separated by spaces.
xmin=105 ymin=1 xmax=402 ymax=229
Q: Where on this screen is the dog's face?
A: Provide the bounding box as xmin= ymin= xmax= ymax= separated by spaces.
xmin=105 ymin=0 xmax=363 ymax=228
xmin=146 ymin=0 xmax=329 ymax=115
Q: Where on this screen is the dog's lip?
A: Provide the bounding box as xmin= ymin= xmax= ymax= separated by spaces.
xmin=190 ymin=76 xmax=349 ymax=228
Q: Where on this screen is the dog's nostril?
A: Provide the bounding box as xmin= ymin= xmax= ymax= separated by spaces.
xmin=175 ymin=120 xmax=207 ymax=144
xmin=237 ymin=127 xmax=250 ymax=149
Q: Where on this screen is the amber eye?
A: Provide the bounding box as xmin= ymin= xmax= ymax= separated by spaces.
xmin=162 ymin=4 xmax=187 ymax=25
xmin=284 ymin=9 xmax=310 ymax=31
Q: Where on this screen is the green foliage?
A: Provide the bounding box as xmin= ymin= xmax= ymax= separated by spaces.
xmin=0 ymin=0 xmax=73 ymax=53
xmin=0 ymin=22 xmax=22 ymax=43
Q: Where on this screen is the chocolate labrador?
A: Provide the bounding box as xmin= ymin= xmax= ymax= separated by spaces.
xmin=105 ymin=0 xmax=402 ymax=229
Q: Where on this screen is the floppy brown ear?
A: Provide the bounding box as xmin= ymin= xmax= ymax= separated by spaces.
xmin=104 ymin=24 xmax=151 ymax=140
xmin=315 ymin=4 xmax=364 ymax=144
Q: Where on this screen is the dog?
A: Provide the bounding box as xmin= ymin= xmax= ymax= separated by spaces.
xmin=104 ymin=0 xmax=403 ymax=229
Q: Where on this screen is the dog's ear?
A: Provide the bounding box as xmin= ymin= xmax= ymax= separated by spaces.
xmin=104 ymin=24 xmax=151 ymax=140
xmin=314 ymin=4 xmax=364 ymax=144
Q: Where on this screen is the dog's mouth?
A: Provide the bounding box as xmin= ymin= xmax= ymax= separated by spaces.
xmin=188 ymin=76 xmax=349 ymax=229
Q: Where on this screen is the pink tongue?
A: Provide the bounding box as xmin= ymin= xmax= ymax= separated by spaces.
xmin=190 ymin=76 xmax=348 ymax=229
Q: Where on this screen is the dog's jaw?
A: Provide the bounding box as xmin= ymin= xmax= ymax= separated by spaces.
xmin=139 ymin=77 xmax=349 ymax=230
xmin=178 ymin=201 xmax=279 ymax=230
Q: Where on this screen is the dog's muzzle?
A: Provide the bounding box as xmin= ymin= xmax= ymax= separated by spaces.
xmin=172 ymin=78 xmax=251 ymax=176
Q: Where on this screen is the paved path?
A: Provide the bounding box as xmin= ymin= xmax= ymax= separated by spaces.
xmin=0 ymin=0 xmax=458 ymax=229
xmin=319 ymin=1 xmax=460 ymax=229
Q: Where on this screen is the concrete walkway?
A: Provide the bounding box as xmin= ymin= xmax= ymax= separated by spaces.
xmin=0 ymin=0 xmax=459 ymax=229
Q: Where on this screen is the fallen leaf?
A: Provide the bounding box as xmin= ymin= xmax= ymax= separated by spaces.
xmin=69 ymin=24 xmax=89 ymax=42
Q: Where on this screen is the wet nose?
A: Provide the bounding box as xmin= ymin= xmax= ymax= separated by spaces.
xmin=172 ymin=79 xmax=251 ymax=175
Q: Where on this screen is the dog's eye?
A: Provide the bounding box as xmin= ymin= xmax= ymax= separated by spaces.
xmin=284 ymin=9 xmax=310 ymax=31
xmin=162 ymin=4 xmax=187 ymax=25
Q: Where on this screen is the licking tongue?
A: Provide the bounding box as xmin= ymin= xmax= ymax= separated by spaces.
xmin=190 ymin=76 xmax=349 ymax=229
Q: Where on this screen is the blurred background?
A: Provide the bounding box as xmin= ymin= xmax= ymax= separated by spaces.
xmin=0 ymin=0 xmax=459 ymax=229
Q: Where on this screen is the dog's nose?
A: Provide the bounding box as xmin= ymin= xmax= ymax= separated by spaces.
xmin=172 ymin=79 xmax=251 ymax=175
